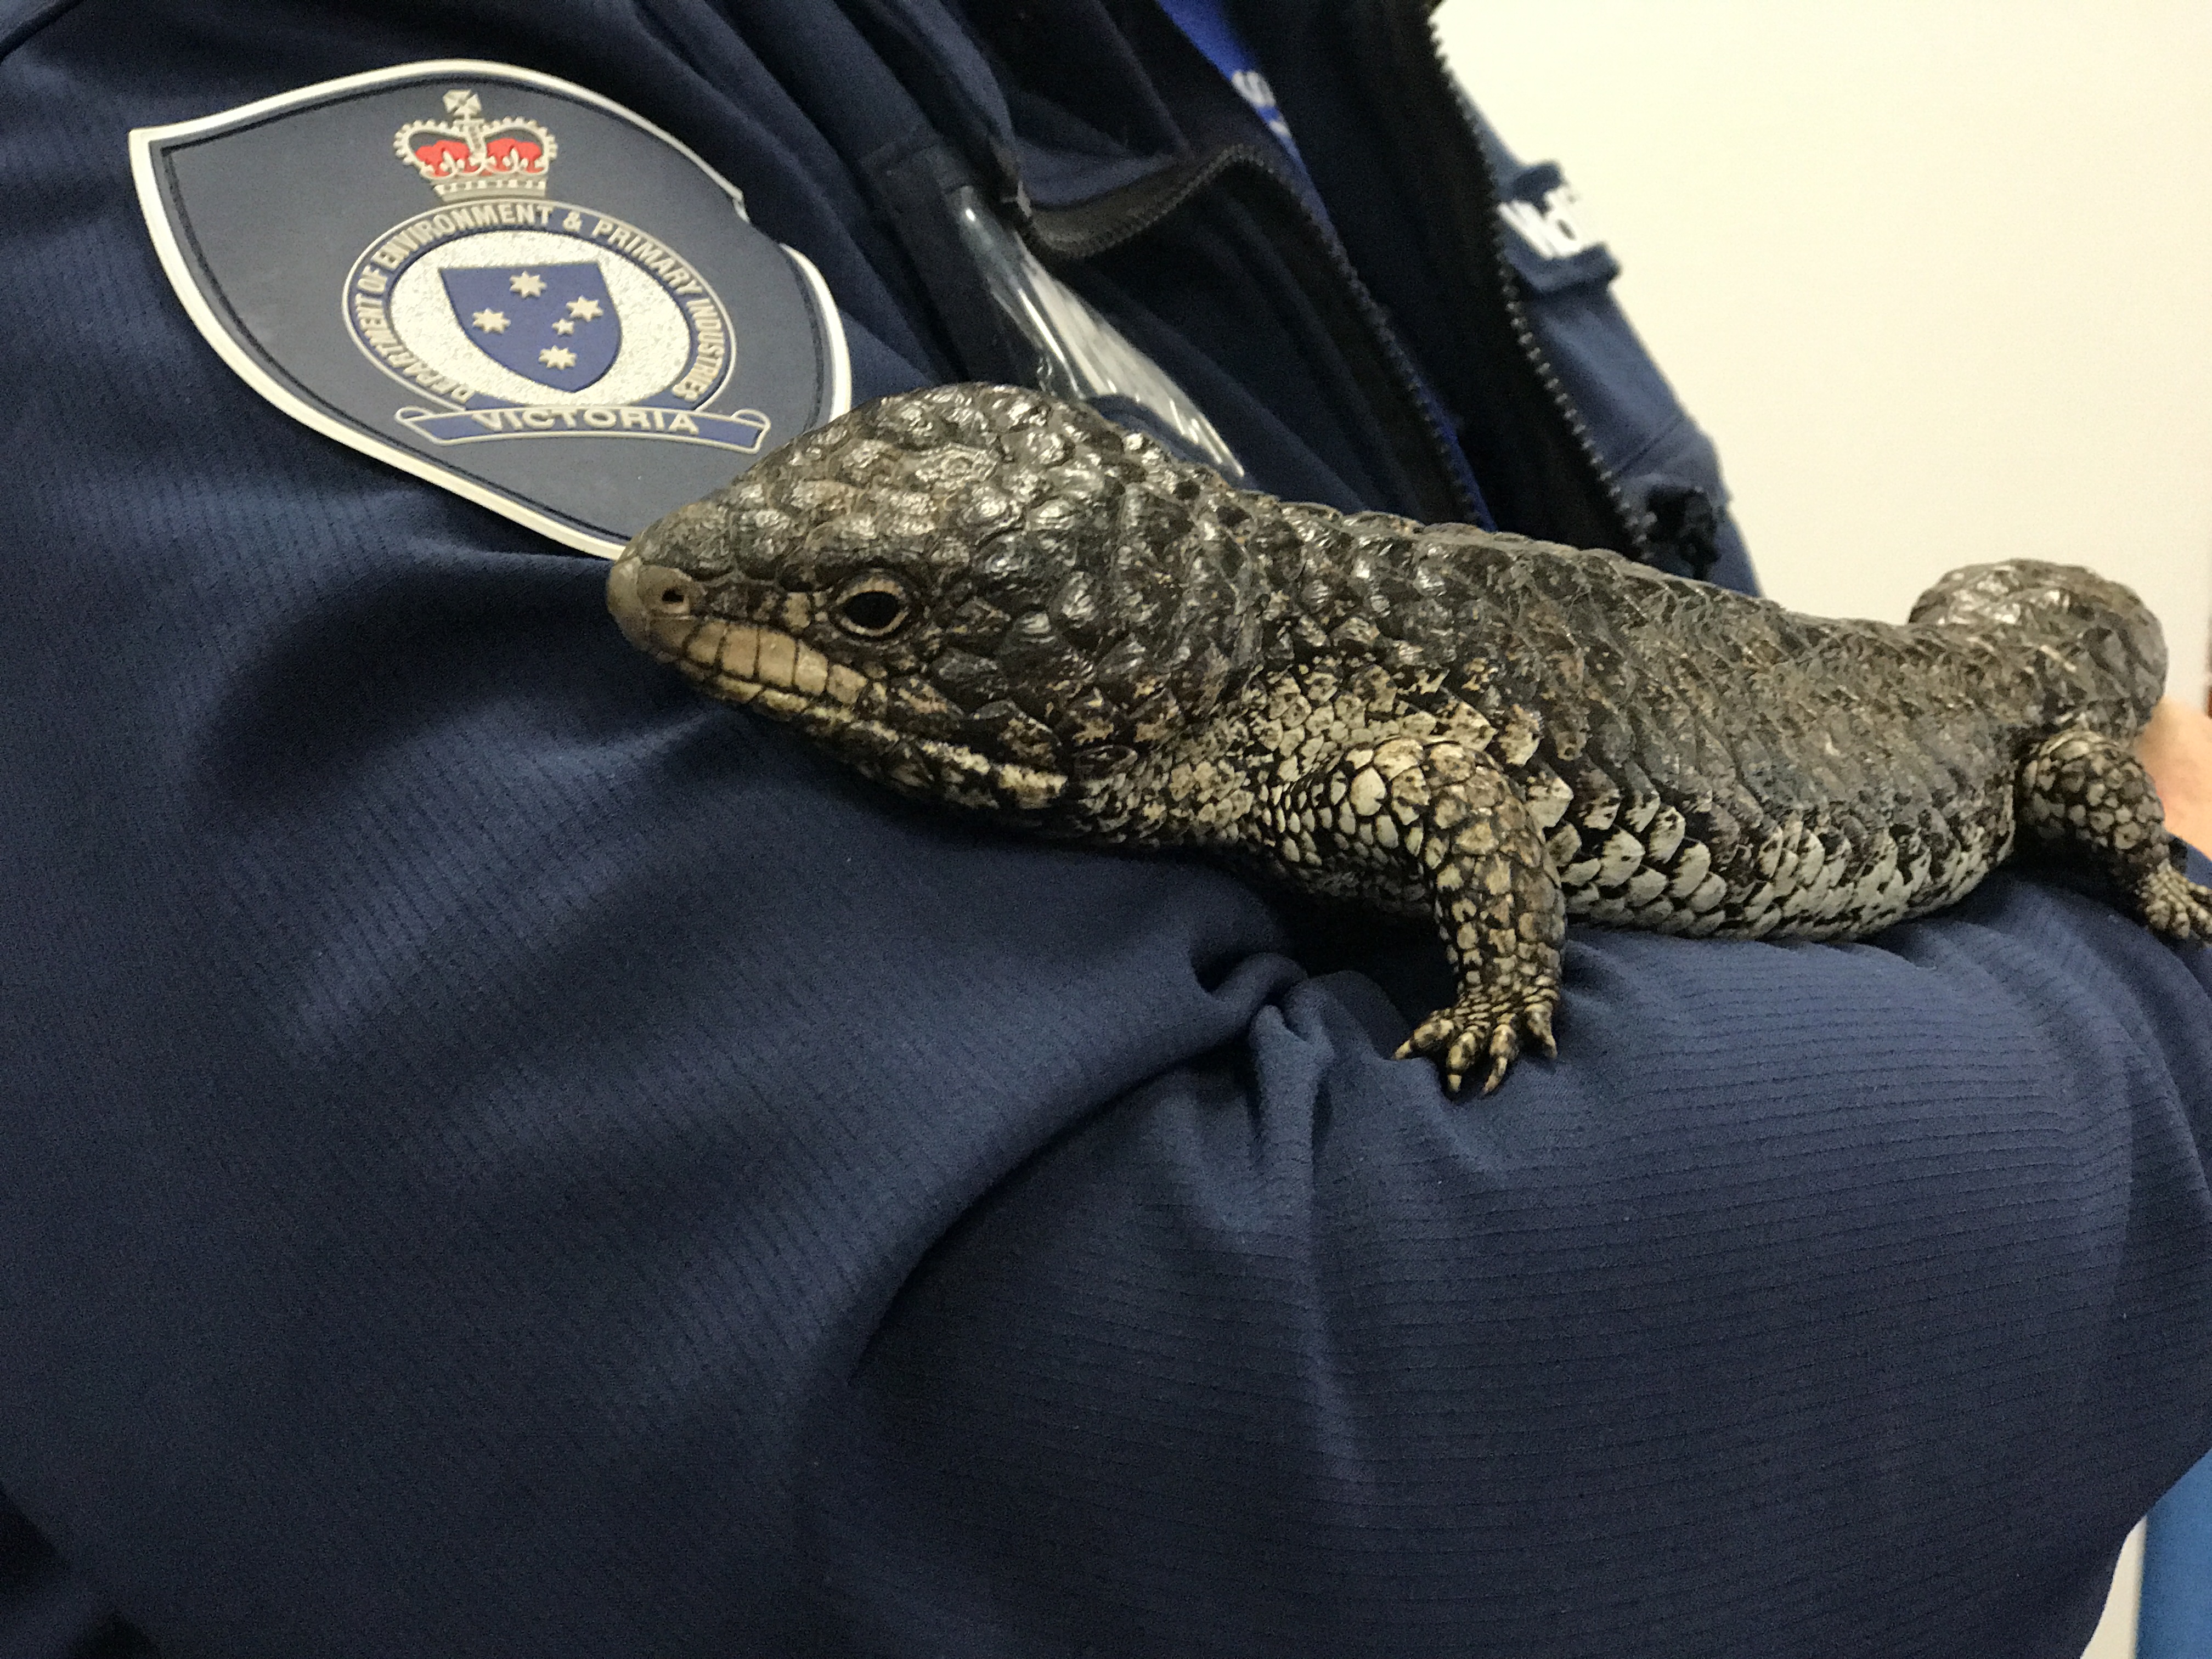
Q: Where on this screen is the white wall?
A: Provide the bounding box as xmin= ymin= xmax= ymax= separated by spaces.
xmin=1436 ymin=1 xmax=2212 ymax=705
xmin=2083 ymin=1521 xmax=2144 ymax=1659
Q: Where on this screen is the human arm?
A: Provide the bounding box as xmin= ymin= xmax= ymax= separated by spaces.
xmin=3 ymin=3 xmax=2210 ymax=1656
xmin=2144 ymin=695 xmax=2212 ymax=855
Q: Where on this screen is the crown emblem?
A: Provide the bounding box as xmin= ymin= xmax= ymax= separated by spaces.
xmin=394 ymin=89 xmax=557 ymax=200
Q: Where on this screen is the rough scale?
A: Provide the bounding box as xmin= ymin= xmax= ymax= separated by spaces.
xmin=607 ymin=384 xmax=2212 ymax=1092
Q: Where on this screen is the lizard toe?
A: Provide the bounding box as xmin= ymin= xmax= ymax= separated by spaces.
xmin=1398 ymin=1000 xmax=1543 ymax=1097
xmin=1395 ymin=1009 xmax=1460 ymax=1065
xmin=2140 ymin=865 xmax=2212 ymax=943
xmin=1524 ymin=1001 xmax=1558 ymax=1059
xmin=1447 ymin=1023 xmax=1506 ymax=1088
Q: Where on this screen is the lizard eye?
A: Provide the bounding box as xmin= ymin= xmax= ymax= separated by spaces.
xmin=834 ymin=573 xmax=912 ymax=638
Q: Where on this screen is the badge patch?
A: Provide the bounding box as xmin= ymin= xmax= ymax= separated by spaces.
xmin=131 ymin=63 xmax=851 ymax=557
xmin=1493 ymin=162 xmax=1620 ymax=297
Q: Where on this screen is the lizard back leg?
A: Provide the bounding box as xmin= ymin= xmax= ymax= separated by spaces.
xmin=1282 ymin=736 xmax=1565 ymax=1094
xmin=2018 ymin=727 xmax=2212 ymax=942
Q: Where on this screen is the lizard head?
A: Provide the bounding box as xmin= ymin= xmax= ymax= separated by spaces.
xmin=608 ymin=383 xmax=1267 ymax=817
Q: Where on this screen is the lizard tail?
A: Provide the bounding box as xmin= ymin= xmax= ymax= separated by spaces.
xmin=1911 ymin=560 xmax=2168 ymax=732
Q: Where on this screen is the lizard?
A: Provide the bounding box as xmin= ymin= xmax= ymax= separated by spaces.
xmin=605 ymin=382 xmax=2212 ymax=1093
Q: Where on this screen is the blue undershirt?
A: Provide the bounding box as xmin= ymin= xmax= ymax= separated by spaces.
xmin=1153 ymin=0 xmax=1309 ymax=176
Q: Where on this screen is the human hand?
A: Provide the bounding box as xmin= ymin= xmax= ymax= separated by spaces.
xmin=2141 ymin=697 xmax=2212 ymax=856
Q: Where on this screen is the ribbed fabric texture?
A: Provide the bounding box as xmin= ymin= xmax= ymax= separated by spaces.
xmin=1 ymin=2 xmax=2208 ymax=1656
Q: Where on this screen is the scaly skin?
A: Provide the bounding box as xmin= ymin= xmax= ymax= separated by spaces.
xmin=606 ymin=384 xmax=2212 ymax=1093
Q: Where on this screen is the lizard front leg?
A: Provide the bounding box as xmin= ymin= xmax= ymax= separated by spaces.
xmin=1279 ymin=736 xmax=1566 ymax=1095
xmin=2018 ymin=726 xmax=2212 ymax=941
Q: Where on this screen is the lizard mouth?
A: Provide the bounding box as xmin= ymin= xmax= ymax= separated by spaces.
xmin=607 ymin=557 xmax=881 ymax=714
xmin=664 ymin=616 xmax=882 ymax=716
xmin=666 ymin=616 xmax=1067 ymax=812
xmin=607 ymin=556 xmax=1066 ymax=811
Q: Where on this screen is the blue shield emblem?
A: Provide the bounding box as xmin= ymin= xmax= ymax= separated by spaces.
xmin=130 ymin=63 xmax=853 ymax=555
xmin=441 ymin=261 xmax=622 ymax=392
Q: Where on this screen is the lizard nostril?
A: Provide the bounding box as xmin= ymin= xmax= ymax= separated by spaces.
xmin=606 ymin=557 xmax=706 ymax=653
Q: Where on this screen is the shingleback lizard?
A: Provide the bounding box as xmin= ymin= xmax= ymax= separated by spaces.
xmin=606 ymin=383 xmax=2212 ymax=1093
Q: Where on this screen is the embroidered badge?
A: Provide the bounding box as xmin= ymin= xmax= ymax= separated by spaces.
xmin=132 ymin=63 xmax=851 ymax=556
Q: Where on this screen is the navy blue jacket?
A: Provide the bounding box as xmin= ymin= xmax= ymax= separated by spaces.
xmin=2 ymin=2 xmax=2209 ymax=1655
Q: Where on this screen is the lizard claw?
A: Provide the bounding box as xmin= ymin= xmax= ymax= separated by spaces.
xmin=1525 ymin=1001 xmax=1558 ymax=1059
xmin=1395 ymin=995 xmax=1557 ymax=1097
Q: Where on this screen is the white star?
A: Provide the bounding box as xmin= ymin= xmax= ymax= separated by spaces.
xmin=470 ymin=309 xmax=510 ymax=334
xmin=551 ymin=318 xmax=577 ymax=336
xmin=508 ymin=270 xmax=546 ymax=298
xmin=538 ymin=346 xmax=578 ymax=369
xmin=565 ymin=296 xmax=603 ymax=321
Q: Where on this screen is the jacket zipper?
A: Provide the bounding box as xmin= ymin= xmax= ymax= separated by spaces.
xmin=1026 ymin=143 xmax=1485 ymax=527
xmin=1399 ymin=0 xmax=1649 ymax=558
xmin=1327 ymin=0 xmax=1645 ymax=562
xmin=1020 ymin=2 xmax=1649 ymax=557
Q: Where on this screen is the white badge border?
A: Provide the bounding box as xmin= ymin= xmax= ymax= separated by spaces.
xmin=129 ymin=58 xmax=853 ymax=560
